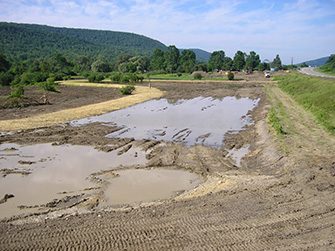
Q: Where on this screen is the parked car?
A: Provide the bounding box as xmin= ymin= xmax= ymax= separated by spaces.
xmin=265 ymin=72 xmax=271 ymax=78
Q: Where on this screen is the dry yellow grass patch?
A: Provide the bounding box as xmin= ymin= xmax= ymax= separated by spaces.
xmin=0 ymin=81 xmax=164 ymax=131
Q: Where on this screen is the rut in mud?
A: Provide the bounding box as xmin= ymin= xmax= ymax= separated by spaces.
xmin=1 ymin=80 xmax=335 ymax=250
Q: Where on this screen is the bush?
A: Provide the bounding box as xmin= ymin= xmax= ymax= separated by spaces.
xmin=110 ymin=72 xmax=122 ymax=82
xmin=120 ymin=85 xmax=136 ymax=95
xmin=9 ymin=86 xmax=25 ymax=98
xmin=227 ymin=72 xmax=234 ymax=80
xmin=0 ymin=72 xmax=14 ymax=86
xmin=63 ymin=75 xmax=71 ymax=80
xmin=19 ymin=72 xmax=49 ymax=85
xmin=88 ymin=73 xmax=105 ymax=83
xmin=119 ymin=73 xmax=143 ymax=83
xmin=40 ymin=82 xmax=60 ymax=92
xmin=194 ymin=73 xmax=203 ymax=80
xmin=49 ymin=73 xmax=66 ymax=81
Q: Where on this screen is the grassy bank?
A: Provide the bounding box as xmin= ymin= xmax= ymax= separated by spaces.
xmin=315 ymin=67 xmax=335 ymax=76
xmin=274 ymin=73 xmax=335 ymax=134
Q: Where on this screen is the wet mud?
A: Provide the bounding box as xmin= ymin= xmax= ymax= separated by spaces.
xmin=1 ymin=80 xmax=335 ymax=250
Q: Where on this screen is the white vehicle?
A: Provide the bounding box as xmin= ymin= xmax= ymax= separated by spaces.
xmin=265 ymin=72 xmax=271 ymax=78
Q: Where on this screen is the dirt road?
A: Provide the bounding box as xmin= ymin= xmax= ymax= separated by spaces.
xmin=1 ymin=79 xmax=335 ymax=250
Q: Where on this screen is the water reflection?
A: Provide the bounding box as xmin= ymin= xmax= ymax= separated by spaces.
xmin=102 ymin=169 xmax=200 ymax=205
xmin=0 ymin=143 xmax=146 ymax=219
xmin=71 ymin=96 xmax=259 ymax=148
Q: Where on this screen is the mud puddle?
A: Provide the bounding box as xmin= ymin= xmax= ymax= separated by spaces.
xmin=0 ymin=143 xmax=202 ymax=220
xmin=71 ymin=96 xmax=259 ymax=148
xmin=227 ymin=145 xmax=250 ymax=167
xmin=0 ymin=143 xmax=146 ymax=219
xmin=99 ymin=169 xmax=200 ymax=206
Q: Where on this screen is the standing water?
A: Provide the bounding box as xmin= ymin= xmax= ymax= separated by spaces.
xmin=71 ymin=96 xmax=259 ymax=148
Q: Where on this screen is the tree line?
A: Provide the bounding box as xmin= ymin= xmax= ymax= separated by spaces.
xmin=1 ymin=44 xmax=302 ymax=87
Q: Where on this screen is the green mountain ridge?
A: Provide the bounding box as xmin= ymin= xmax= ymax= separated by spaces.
xmin=0 ymin=22 xmax=167 ymax=62
xmin=0 ymin=22 xmax=212 ymax=63
xmin=297 ymin=56 xmax=330 ymax=67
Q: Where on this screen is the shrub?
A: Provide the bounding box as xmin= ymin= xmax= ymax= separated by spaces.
xmin=88 ymin=73 xmax=105 ymax=83
xmin=120 ymin=85 xmax=136 ymax=95
xmin=0 ymin=72 xmax=14 ymax=86
xmin=227 ymin=72 xmax=234 ymax=80
xmin=9 ymin=86 xmax=25 ymax=98
xmin=19 ymin=72 xmax=49 ymax=85
xmin=194 ymin=73 xmax=203 ymax=80
xmin=40 ymin=82 xmax=60 ymax=92
xmin=49 ymin=73 xmax=65 ymax=81
xmin=110 ymin=72 xmax=122 ymax=82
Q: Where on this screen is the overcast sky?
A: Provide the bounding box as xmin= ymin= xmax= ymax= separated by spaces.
xmin=1 ymin=0 xmax=334 ymax=64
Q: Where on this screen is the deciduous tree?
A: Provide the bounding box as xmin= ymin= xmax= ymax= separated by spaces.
xmin=245 ymin=51 xmax=260 ymax=71
xmin=208 ymin=50 xmax=225 ymax=71
xmin=272 ymin=54 xmax=282 ymax=69
xmin=150 ymin=48 xmax=165 ymax=71
xmin=165 ymin=45 xmax=180 ymax=73
xmin=179 ymin=49 xmax=196 ymax=73
xmin=233 ymin=51 xmax=246 ymax=71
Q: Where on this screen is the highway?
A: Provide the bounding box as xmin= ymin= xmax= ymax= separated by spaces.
xmin=299 ymin=67 xmax=335 ymax=78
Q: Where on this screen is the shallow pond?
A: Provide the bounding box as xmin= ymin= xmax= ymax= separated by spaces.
xmin=100 ymin=169 xmax=199 ymax=206
xmin=0 ymin=143 xmax=199 ymax=219
xmin=71 ymin=96 xmax=259 ymax=148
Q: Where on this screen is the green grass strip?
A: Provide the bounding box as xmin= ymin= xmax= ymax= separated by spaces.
xmin=274 ymin=73 xmax=335 ymax=134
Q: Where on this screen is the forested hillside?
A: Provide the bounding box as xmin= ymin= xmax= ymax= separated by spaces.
xmin=0 ymin=22 xmax=167 ymax=62
xmin=297 ymin=56 xmax=330 ymax=67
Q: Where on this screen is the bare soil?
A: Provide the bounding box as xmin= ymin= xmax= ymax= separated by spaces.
xmin=0 ymin=85 xmax=120 ymax=120
xmin=1 ymin=76 xmax=335 ymax=250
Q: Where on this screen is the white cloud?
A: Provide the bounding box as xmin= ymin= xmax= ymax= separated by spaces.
xmin=0 ymin=0 xmax=334 ymax=63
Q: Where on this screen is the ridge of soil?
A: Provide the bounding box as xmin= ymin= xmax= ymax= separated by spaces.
xmin=1 ymin=79 xmax=335 ymax=250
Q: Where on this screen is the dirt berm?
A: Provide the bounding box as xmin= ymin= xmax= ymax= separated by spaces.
xmin=1 ymin=77 xmax=335 ymax=250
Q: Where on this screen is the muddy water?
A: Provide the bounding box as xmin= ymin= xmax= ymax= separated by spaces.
xmin=71 ymin=96 xmax=259 ymax=148
xmin=227 ymin=145 xmax=250 ymax=167
xmin=0 ymin=143 xmax=201 ymax=219
xmin=0 ymin=143 xmax=146 ymax=219
xmin=101 ymin=169 xmax=200 ymax=206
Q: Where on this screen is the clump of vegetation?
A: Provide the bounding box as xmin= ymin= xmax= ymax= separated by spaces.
xmin=320 ymin=54 xmax=335 ymax=75
xmin=110 ymin=73 xmax=144 ymax=83
xmin=268 ymin=107 xmax=285 ymax=135
xmin=110 ymin=72 xmax=122 ymax=82
xmin=2 ymin=98 xmax=25 ymax=108
xmin=9 ymin=85 xmax=25 ymax=98
xmin=194 ymin=73 xmax=202 ymax=80
xmin=88 ymin=73 xmax=105 ymax=83
xmin=40 ymin=82 xmax=60 ymax=92
xmin=227 ymin=72 xmax=234 ymax=80
xmin=39 ymin=77 xmax=60 ymax=92
xmin=120 ymin=85 xmax=136 ymax=95
xmin=276 ymin=73 xmax=335 ymax=134
xmin=0 ymin=72 xmax=14 ymax=86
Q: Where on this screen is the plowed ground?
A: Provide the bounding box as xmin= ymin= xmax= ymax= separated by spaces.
xmin=1 ymin=79 xmax=335 ymax=250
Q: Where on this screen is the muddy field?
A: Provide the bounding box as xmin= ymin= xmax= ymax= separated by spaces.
xmin=1 ymin=75 xmax=335 ymax=250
